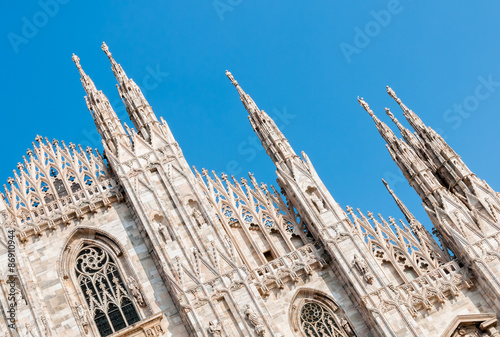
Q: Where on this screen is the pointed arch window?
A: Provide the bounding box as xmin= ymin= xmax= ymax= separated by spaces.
xmin=290 ymin=290 xmax=356 ymax=337
xmin=300 ymin=301 xmax=346 ymax=337
xmin=75 ymin=244 xmax=141 ymax=337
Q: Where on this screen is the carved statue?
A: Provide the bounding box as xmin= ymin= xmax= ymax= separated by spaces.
xmin=158 ymin=222 xmax=170 ymax=242
xmin=207 ymin=320 xmax=222 ymax=336
xmin=357 ymin=96 xmax=371 ymax=112
xmin=309 ymin=192 xmax=325 ymax=213
xmin=14 ymin=284 xmax=25 ymax=306
xmin=193 ymin=208 xmax=205 ymax=227
xmin=74 ymin=302 xmax=89 ymax=333
xmin=225 ymin=70 xmax=238 ymax=86
xmin=352 ymin=254 xmax=374 ymax=284
xmin=25 ymin=322 xmax=36 ymax=337
xmin=41 ymin=315 xmax=50 ymax=336
xmin=244 ymin=305 xmax=266 ymax=336
xmin=341 ymin=317 xmax=355 ymax=337
xmin=127 ymin=277 xmax=146 ymax=307
xmin=386 ymin=86 xmax=397 ymax=100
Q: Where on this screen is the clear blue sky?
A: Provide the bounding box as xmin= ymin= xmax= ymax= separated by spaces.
xmin=2 ymin=1 xmax=500 ymax=233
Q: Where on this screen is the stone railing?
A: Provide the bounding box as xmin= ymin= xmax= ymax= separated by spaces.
xmin=363 ymin=261 xmax=473 ymax=318
xmin=10 ymin=178 xmax=122 ymax=241
xmin=248 ymin=244 xmax=327 ymax=296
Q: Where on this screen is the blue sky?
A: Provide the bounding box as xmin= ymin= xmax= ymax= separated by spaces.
xmin=2 ymin=1 xmax=500 ymax=233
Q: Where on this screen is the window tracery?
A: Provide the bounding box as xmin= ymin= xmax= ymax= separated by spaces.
xmin=300 ymin=302 xmax=350 ymax=337
xmin=75 ymin=244 xmax=141 ymax=336
xmin=290 ymin=289 xmax=356 ymax=337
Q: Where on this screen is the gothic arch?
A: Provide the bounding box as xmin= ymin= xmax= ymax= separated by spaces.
xmin=289 ymin=288 xmax=356 ymax=337
xmin=58 ymin=227 xmax=152 ymax=336
xmin=441 ymin=313 xmax=499 ymax=337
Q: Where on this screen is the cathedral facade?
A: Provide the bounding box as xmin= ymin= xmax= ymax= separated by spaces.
xmin=0 ymin=43 xmax=499 ymax=337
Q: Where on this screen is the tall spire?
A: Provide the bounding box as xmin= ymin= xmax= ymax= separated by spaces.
xmin=357 ymin=97 xmax=397 ymax=144
xmin=381 ymin=179 xmax=449 ymax=260
xmin=386 ymin=86 xmax=485 ymax=201
xmin=386 ymin=86 xmax=427 ymax=133
xmin=382 ymin=178 xmax=418 ymax=226
xmin=72 ymin=53 xmax=129 ymax=153
xmin=101 ymin=42 xmax=128 ymax=84
xmin=102 ymin=42 xmax=159 ymax=142
xmin=226 ymin=70 xmax=261 ymax=117
xmin=385 ymin=108 xmax=435 ymax=170
xmin=226 ymin=71 xmax=297 ymax=168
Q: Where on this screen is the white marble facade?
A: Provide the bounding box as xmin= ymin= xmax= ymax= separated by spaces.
xmin=0 ymin=43 xmax=499 ymax=337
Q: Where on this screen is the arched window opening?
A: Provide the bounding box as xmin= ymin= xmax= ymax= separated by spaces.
xmin=75 ymin=244 xmax=140 ymax=336
xmin=300 ymin=301 xmax=345 ymax=337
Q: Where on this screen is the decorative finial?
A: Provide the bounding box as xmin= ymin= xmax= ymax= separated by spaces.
xmin=386 ymin=86 xmax=399 ymax=102
xmin=385 ymin=108 xmax=394 ymax=119
xmin=357 ymin=96 xmax=374 ymax=116
xmin=381 ymin=178 xmax=390 ymax=190
xmin=225 ymin=70 xmax=238 ymax=87
xmin=101 ymin=41 xmax=111 ymax=57
xmin=72 ymin=53 xmax=81 ymax=69
xmin=35 ymin=135 xmax=43 ymax=143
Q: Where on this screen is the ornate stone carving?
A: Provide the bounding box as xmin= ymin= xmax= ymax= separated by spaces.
xmin=193 ymin=208 xmax=206 ymax=227
xmin=157 ymin=222 xmax=170 ymax=242
xmin=74 ymin=302 xmax=89 ymax=334
xmin=352 ymin=254 xmax=374 ymax=284
xmin=341 ymin=317 xmax=356 ymax=337
xmin=207 ymin=319 xmax=222 ymax=336
xmin=128 ymin=276 xmax=146 ymax=307
xmin=244 ymin=305 xmax=266 ymax=336
xmin=309 ymin=192 xmax=326 ymax=213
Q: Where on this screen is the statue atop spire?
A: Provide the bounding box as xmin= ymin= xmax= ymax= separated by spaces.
xmin=386 ymin=86 xmax=399 ymax=103
xmin=357 ymin=96 xmax=374 ymax=116
xmin=72 ymin=53 xmax=81 ymax=70
xmin=101 ymin=41 xmax=111 ymax=58
xmin=225 ymin=70 xmax=238 ymax=87
xmin=72 ymin=50 xmax=128 ymax=153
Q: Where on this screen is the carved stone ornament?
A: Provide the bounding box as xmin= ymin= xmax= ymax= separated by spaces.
xmin=352 ymin=254 xmax=374 ymax=284
xmin=74 ymin=302 xmax=90 ymax=334
xmin=244 ymin=304 xmax=267 ymax=336
xmin=128 ymin=276 xmax=146 ymax=307
xmin=208 ymin=319 xmax=222 ymax=336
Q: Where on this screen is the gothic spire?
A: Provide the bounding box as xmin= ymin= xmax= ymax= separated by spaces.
xmin=72 ymin=53 xmax=98 ymax=97
xmin=102 ymin=42 xmax=159 ymax=142
xmin=386 ymin=86 xmax=487 ymax=201
xmin=382 ymin=178 xmax=417 ymax=225
xmin=381 ymin=179 xmax=448 ymax=261
xmin=386 ymin=86 xmax=427 ymax=134
xmin=72 ymin=53 xmax=129 ymax=153
xmin=226 ymin=70 xmax=297 ymax=168
xmin=101 ymin=42 xmax=128 ymax=84
xmin=357 ymin=97 xmax=397 ymax=144
xmin=385 ymin=108 xmax=435 ymax=170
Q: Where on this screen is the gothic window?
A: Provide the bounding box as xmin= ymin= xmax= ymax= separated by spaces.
xmin=75 ymin=244 xmax=141 ymax=337
xmin=300 ymin=301 xmax=346 ymax=337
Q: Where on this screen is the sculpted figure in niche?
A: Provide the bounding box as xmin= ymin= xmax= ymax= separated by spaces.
xmin=208 ymin=319 xmax=222 ymax=336
xmin=74 ymin=302 xmax=89 ymax=333
xmin=352 ymin=254 xmax=374 ymax=284
xmin=244 ymin=304 xmax=266 ymax=336
xmin=341 ymin=317 xmax=356 ymax=337
xmin=310 ymin=192 xmax=326 ymax=213
xmin=127 ymin=277 xmax=146 ymax=307
xmin=158 ymin=222 xmax=170 ymax=242
xmin=193 ymin=208 xmax=206 ymax=227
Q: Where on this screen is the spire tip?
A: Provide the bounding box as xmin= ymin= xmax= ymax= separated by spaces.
xmin=386 ymin=85 xmax=398 ymax=101
xmin=225 ymin=70 xmax=238 ymax=87
xmin=101 ymin=41 xmax=111 ymax=57
xmin=357 ymin=96 xmax=374 ymax=116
